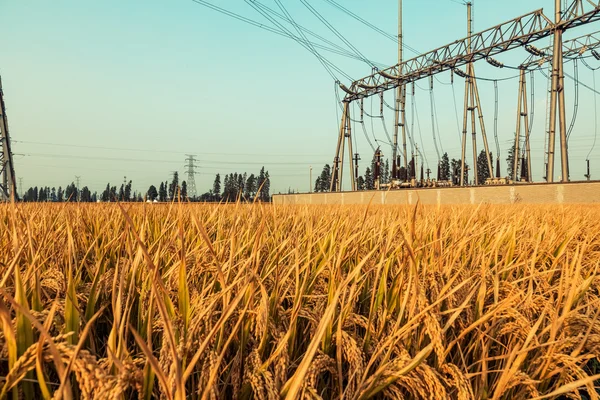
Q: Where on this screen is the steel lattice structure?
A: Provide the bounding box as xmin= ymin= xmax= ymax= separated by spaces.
xmin=0 ymin=76 xmax=16 ymax=202
xmin=331 ymin=0 xmax=600 ymax=191
xmin=340 ymin=1 xmax=600 ymax=103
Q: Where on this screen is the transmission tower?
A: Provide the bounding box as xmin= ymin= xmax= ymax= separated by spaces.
xmin=184 ymin=155 xmax=199 ymax=199
xmin=0 ymin=76 xmax=17 ymax=202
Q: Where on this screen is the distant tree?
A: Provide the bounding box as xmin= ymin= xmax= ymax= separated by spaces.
xmin=212 ymin=174 xmax=221 ymax=201
xmin=51 ymin=187 xmax=57 ymax=202
xmin=57 ymin=186 xmax=64 ymax=202
xmin=118 ymin=184 xmax=125 ymax=201
xmin=245 ymin=173 xmax=256 ymax=199
xmin=315 ymin=164 xmax=332 ymax=192
xmin=65 ymin=183 xmax=77 ymax=202
xmin=398 ymin=166 xmax=407 ymax=181
xmin=109 ymin=186 xmax=118 ymax=202
xmin=477 ymin=150 xmax=493 ymax=184
xmin=181 ymin=181 xmax=188 ymax=201
xmin=159 ymin=182 xmax=167 ymax=202
xmin=80 ymin=186 xmax=92 ymax=202
xmin=33 ymin=187 xmax=39 ymax=202
xmin=451 ymin=159 xmax=470 ymax=184
xmin=147 ymin=185 xmax=158 ymax=201
xmin=124 ymin=180 xmax=132 ymax=201
xmin=364 ymin=167 xmax=374 ymax=190
xmin=39 ymin=187 xmax=47 ymax=202
xmin=440 ymin=153 xmax=450 ymax=181
xmin=357 ymin=176 xmax=365 ymax=190
xmin=382 ymin=159 xmax=390 ymax=184
xmin=92 ymin=192 xmax=98 ymax=202
xmin=169 ymin=172 xmax=179 ymax=200
xmin=258 ymin=169 xmax=270 ymax=202
xmin=136 ymin=192 xmax=143 ymax=202
xmin=100 ymin=184 xmax=109 ymax=202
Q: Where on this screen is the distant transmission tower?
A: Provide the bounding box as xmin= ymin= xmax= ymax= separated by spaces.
xmin=185 ymin=154 xmax=199 ymax=199
xmin=0 ymin=75 xmax=17 ymax=202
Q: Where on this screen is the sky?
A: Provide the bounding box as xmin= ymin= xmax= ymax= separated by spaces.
xmin=2 ymin=0 xmax=600 ymax=196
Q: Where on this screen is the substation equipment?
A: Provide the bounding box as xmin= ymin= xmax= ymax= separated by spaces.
xmin=330 ymin=0 xmax=600 ymax=192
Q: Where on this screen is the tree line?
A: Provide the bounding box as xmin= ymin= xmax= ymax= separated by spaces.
xmin=20 ymin=167 xmax=271 ymax=203
xmin=314 ymin=149 xmax=520 ymax=191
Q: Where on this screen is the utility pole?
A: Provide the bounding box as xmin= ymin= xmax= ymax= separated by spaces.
xmin=330 ymin=102 xmax=356 ymax=191
xmin=393 ymin=0 xmax=408 ymax=181
xmin=460 ymin=2 xmax=493 ymax=186
xmin=513 ymin=68 xmax=532 ymax=182
xmin=0 ymin=76 xmax=17 ymax=202
xmin=547 ymin=0 xmax=569 ymax=182
xmin=185 ymin=154 xmax=199 ymax=199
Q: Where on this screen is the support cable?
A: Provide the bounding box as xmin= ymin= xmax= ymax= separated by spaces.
xmin=587 ymin=71 xmax=598 ymax=161
xmin=452 ymin=80 xmax=463 ymax=144
xmin=413 ymin=94 xmax=429 ymax=168
xmin=528 ymin=70 xmax=535 ymax=140
xmin=566 ymin=58 xmax=579 ymax=141
xmin=431 ymin=85 xmax=445 ymax=156
xmin=429 ymin=80 xmax=441 ymax=161
xmin=493 ymin=80 xmax=501 ymax=157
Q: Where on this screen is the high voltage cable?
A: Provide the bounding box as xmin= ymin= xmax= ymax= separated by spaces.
xmin=299 ymin=0 xmax=374 ymax=68
xmin=245 ymin=0 xmax=353 ymax=82
xmin=24 ymin=153 xmax=326 ymax=165
xmin=588 ymin=71 xmax=598 ymax=161
xmin=13 ymin=140 xmax=329 ymax=157
xmin=493 ymin=80 xmax=500 ymax=157
xmin=319 ymin=0 xmax=421 ymax=56
xmin=190 ymin=0 xmax=366 ymax=64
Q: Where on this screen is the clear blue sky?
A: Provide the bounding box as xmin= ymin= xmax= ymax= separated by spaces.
xmin=2 ymin=0 xmax=599 ymax=195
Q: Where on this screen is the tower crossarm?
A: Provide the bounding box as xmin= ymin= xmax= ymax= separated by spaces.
xmin=341 ymin=0 xmax=600 ymax=103
xmin=521 ymin=29 xmax=600 ymax=69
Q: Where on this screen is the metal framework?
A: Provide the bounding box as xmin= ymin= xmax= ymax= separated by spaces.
xmin=460 ymin=2 xmax=494 ymax=186
xmin=0 ymin=76 xmax=16 ymax=202
xmin=521 ymin=30 xmax=600 ymax=68
xmin=513 ymin=69 xmax=532 ymax=182
xmin=330 ymin=0 xmax=600 ymax=191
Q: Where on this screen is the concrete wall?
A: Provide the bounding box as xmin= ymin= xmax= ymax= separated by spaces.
xmin=273 ymin=181 xmax=600 ymax=205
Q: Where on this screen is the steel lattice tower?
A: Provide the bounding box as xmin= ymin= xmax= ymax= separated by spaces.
xmin=185 ymin=154 xmax=199 ymax=199
xmin=0 ymin=76 xmax=17 ymax=202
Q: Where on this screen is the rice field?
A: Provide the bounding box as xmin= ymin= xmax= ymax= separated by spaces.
xmin=1 ymin=202 xmax=600 ymax=399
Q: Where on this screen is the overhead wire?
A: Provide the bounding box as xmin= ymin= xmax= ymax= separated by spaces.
xmin=566 ymin=58 xmax=579 ymax=141
xmin=191 ymin=0 xmax=368 ymax=66
xmin=299 ymin=0 xmax=374 ymax=68
xmin=587 ymin=70 xmax=598 ymax=161
xmin=429 ymin=79 xmax=442 ymax=161
xmin=319 ymin=0 xmax=421 ymax=56
xmin=493 ymin=80 xmax=500 ymax=157
xmin=245 ymin=0 xmax=352 ymax=82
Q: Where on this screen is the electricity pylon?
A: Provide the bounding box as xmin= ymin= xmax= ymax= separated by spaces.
xmin=0 ymin=76 xmax=17 ymax=202
xmin=185 ymin=154 xmax=199 ymax=199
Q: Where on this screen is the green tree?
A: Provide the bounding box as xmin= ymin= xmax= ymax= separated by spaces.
xmin=357 ymin=176 xmax=365 ymax=190
xmin=159 ymin=182 xmax=167 ymax=202
xmin=169 ymin=172 xmax=179 ymax=200
xmin=147 ymin=185 xmax=158 ymax=201
xmin=245 ymin=173 xmax=256 ymax=199
xmin=212 ymin=174 xmax=221 ymax=201
xmin=80 ymin=186 xmax=92 ymax=202
xmin=124 ymin=180 xmax=132 ymax=201
xmin=364 ymin=167 xmax=374 ymax=190
xmin=315 ymin=164 xmax=331 ymax=192
xmin=57 ymin=186 xmax=64 ymax=202
xmin=181 ymin=181 xmax=188 ymax=200
xmin=477 ymin=150 xmax=493 ymax=185
xmin=439 ymin=153 xmax=450 ymax=181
